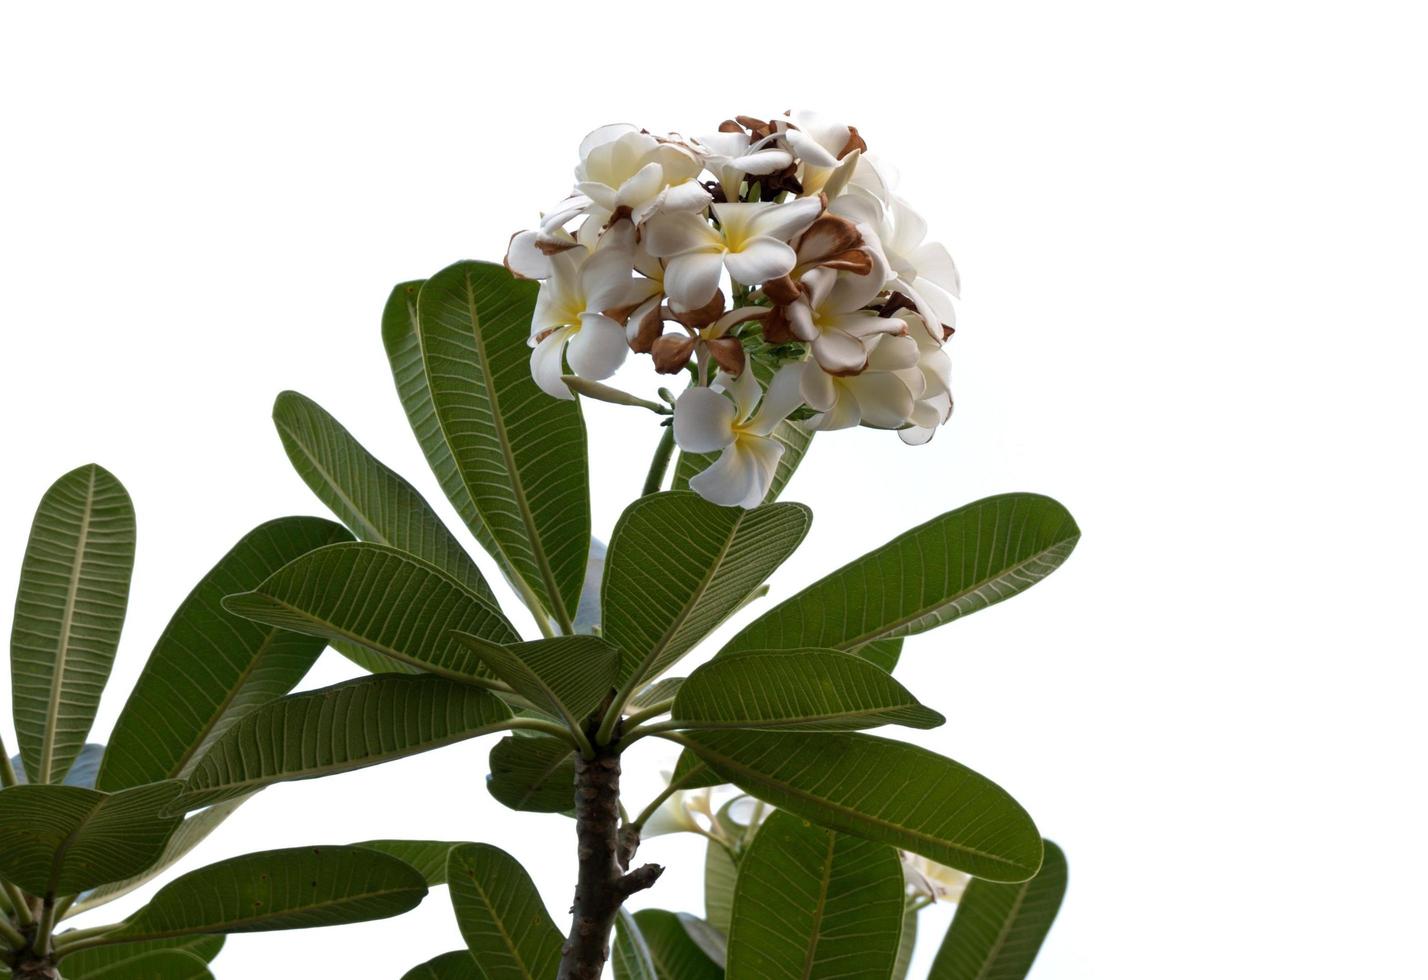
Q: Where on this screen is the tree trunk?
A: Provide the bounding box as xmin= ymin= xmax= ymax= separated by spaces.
xmin=557 ymin=747 xmax=663 ymax=980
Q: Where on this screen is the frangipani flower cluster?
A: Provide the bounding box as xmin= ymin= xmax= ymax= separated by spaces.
xmin=507 ymin=113 xmax=960 ymax=508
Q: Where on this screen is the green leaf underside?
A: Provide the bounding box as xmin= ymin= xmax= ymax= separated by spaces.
xmin=113 ymin=845 xmax=427 ymax=940
xmin=74 ymin=795 xmax=250 ymax=914
xmin=9 ymin=742 xmax=105 ymax=787
xmin=11 ymin=464 xmax=136 ymax=785
xmin=419 ymin=260 xmax=590 ymax=627
xmin=383 ymin=278 xmax=503 ymax=568
xmin=272 ymin=390 xmax=495 ymax=604
xmin=703 ymin=837 xmax=737 ymax=936
xmin=892 ymin=897 xmax=918 ymax=980
xmin=99 ymin=517 xmax=350 ymax=791
xmin=449 ymin=633 xmax=618 ymax=727
xmin=672 ymin=749 xmax=721 ymax=790
xmin=354 ymin=840 xmax=471 ymax=886
xmin=612 ymin=908 xmax=658 ymax=980
xmin=722 ymin=493 xmax=1080 ymax=656
xmin=0 ymin=781 xmax=181 ymax=896
xmin=930 ymin=839 xmax=1068 ymax=980
xmin=602 ymin=491 xmax=811 ymax=688
xmin=629 ymin=909 xmax=722 ymax=980
xmin=221 ymin=541 xmax=517 ymax=682
xmin=728 ymin=810 xmax=904 ymax=980
xmin=486 ymin=735 xmax=576 ymax=813
xmin=679 ymin=730 xmax=1043 ymax=881
xmin=176 ymin=673 xmax=513 ymax=809
xmin=446 ymin=843 xmax=564 ymax=980
xmin=853 ymin=637 xmax=904 ymax=673
xmin=57 ymin=937 xmax=223 ymax=979
xmin=331 ymin=637 xmax=422 ymax=676
xmin=401 ymin=950 xmax=482 ymax=980
xmin=673 ymin=648 xmax=944 ymax=731
xmin=630 ymin=677 xmax=684 ymax=710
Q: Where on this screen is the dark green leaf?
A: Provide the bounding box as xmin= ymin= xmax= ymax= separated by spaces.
xmin=9 ymin=742 xmax=105 ymax=787
xmin=703 ymin=838 xmax=737 ymax=937
xmin=726 ymin=809 xmax=903 ymax=979
xmin=855 ymin=638 xmax=904 ymax=673
xmin=419 ymin=260 xmax=590 ymax=630
xmin=929 ymin=839 xmax=1068 ymax=980
xmin=176 ymin=674 xmax=514 ymax=809
xmin=57 ymin=936 xmax=223 ymax=979
xmin=613 ymin=908 xmax=658 ymax=980
xmin=221 ymin=542 xmax=517 ymax=682
xmin=603 ymin=491 xmax=810 ymax=688
xmin=272 ymin=390 xmax=494 ymax=604
xmin=99 ymin=517 xmax=350 ymax=791
xmin=354 ymin=840 xmax=471 ymax=886
xmin=629 ymin=909 xmax=723 ymax=980
xmin=486 ymin=735 xmax=575 ymax=813
xmin=401 ymin=951 xmax=482 ymax=980
xmin=673 ymin=648 xmax=943 ymax=731
xmin=449 ymin=634 xmax=618 ymax=728
xmin=722 ymin=494 xmax=1080 ymax=656
xmin=0 ymin=782 xmax=181 ymax=896
xmin=111 ymin=845 xmax=427 ymax=940
xmin=11 ymin=464 xmax=135 ymax=785
xmin=629 ymin=678 xmax=684 ymax=711
xmin=892 ymin=897 xmax=918 ymax=980
xmin=671 ymin=749 xmax=721 ymax=790
xmin=679 ymin=731 xmax=1043 ymax=881
xmin=446 ymin=843 xmax=563 ymax=980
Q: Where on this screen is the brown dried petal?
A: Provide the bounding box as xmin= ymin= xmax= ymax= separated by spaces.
xmin=651 ymin=334 xmax=697 ymax=374
xmin=763 ymin=275 xmax=804 ymax=306
xmin=629 ymin=303 xmax=665 ymax=354
xmin=821 ymin=249 xmax=874 ymax=275
xmin=707 ymin=337 xmax=747 ymax=376
xmin=839 ymin=125 xmax=867 ymax=159
xmin=761 ymin=305 xmax=797 ymax=344
xmin=670 ymin=290 xmax=726 ymax=330
xmin=795 ymin=213 xmax=863 ymax=266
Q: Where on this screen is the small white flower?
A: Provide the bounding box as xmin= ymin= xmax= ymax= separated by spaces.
xmin=693 ymin=130 xmax=793 ymax=204
xmin=528 ymin=241 xmax=635 ymax=399
xmin=783 ymin=266 xmax=905 ymax=376
xmin=902 ymin=852 xmax=970 ymax=903
xmin=641 ymin=783 xmax=714 ymax=838
xmin=575 ymin=124 xmax=711 ymax=226
xmin=673 ymin=365 xmax=804 ymax=509
xmin=802 ymin=333 xmax=924 ymax=431
xmin=645 ymin=198 xmax=824 ymax=309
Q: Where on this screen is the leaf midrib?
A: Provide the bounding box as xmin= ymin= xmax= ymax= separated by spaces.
xmin=459 ymin=864 xmax=542 ymax=978
xmin=40 ymin=466 xmax=98 ymax=785
xmin=971 ymin=878 xmax=1034 ymax=980
xmin=123 ymin=883 xmax=419 ymax=940
xmin=799 ymin=832 xmax=837 ymax=980
xmin=169 ymin=626 xmax=284 ymax=780
xmin=275 ymin=413 xmax=388 ymax=545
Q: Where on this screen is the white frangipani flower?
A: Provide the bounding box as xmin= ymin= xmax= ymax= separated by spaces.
xmin=645 ymin=198 xmax=823 ymax=309
xmin=528 ymin=241 xmax=635 ymax=400
xmin=802 ymin=333 xmax=924 ymax=431
xmin=641 ymin=780 xmax=714 ymax=838
xmin=783 ymin=266 xmax=906 ymax=376
xmin=902 ymin=852 xmax=970 ymax=903
xmin=693 ymin=131 xmax=793 ymax=204
xmin=777 ymin=111 xmax=864 ymax=196
xmin=673 ymin=365 xmax=804 ymax=509
xmin=898 ymin=312 xmax=954 ymax=445
xmin=575 ymin=124 xmax=710 ymax=226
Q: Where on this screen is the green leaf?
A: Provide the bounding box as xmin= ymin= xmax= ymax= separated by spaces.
xmin=721 ymin=493 xmax=1080 ymax=656
xmin=401 ymin=951 xmax=482 ymax=980
xmin=10 ymin=464 xmax=136 ymax=785
xmin=9 ymin=742 xmax=105 ymax=787
xmin=0 ymin=781 xmax=181 ymax=896
xmin=613 ymin=908 xmax=658 ymax=980
xmin=419 ymin=260 xmax=590 ymax=629
xmin=855 ymin=637 xmax=904 ymax=673
xmin=929 ymin=839 xmax=1068 ymax=980
xmin=449 ymin=634 xmax=618 ymax=729
xmin=57 ymin=937 xmax=223 ymax=979
xmin=354 ymin=840 xmax=471 ymax=886
xmin=679 ymin=731 xmax=1043 ymax=881
xmin=221 ymin=541 xmax=517 ymax=682
xmin=630 ymin=678 xmax=684 ymax=711
xmin=726 ymin=809 xmax=903 ymax=980
xmin=572 ymin=538 xmax=606 ymax=635
xmin=445 ymin=843 xmax=563 ymax=980
xmin=703 ymin=838 xmax=737 ymax=936
xmin=486 ymin=735 xmax=575 ymax=813
xmin=673 ymin=648 xmax=944 ymax=731
xmin=382 ymin=278 xmax=500 ymax=563
xmin=72 ymin=796 xmax=249 ymax=915
xmin=98 ymin=517 xmax=350 ymax=791
xmin=676 ymin=914 xmax=727 ymax=970
xmin=671 ymin=749 xmax=721 ymax=790
xmin=892 ymin=897 xmax=918 ymax=980
xmin=628 ymin=909 xmax=723 ymax=980
xmin=603 ymin=491 xmax=810 ymax=689
xmin=175 ymin=674 xmax=514 ymax=809
xmin=272 ymin=390 xmax=494 ymax=604
xmin=111 ymin=845 xmax=428 ymax=940
xmin=331 ymin=637 xmax=422 ymax=677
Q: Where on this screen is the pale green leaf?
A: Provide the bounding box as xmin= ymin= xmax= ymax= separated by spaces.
xmin=613 ymin=908 xmax=658 ymax=980
xmin=679 ymin=731 xmax=1043 ymax=881
xmin=722 ymin=493 xmax=1080 ymax=656
xmin=446 ymin=843 xmax=563 ymax=980
xmin=0 ymin=781 xmax=181 ymax=896
xmin=354 ymin=840 xmax=471 ymax=886
xmin=110 ymin=845 xmax=427 ymax=940
xmin=929 ymin=839 xmax=1068 ymax=980
xmin=892 ymin=896 xmax=918 ymax=980
xmin=673 ymin=648 xmax=944 ymax=731
xmin=449 ymin=633 xmax=618 ymax=729
xmin=98 ymin=517 xmax=350 ymax=791
xmin=726 ymin=809 xmax=904 ymax=980
xmin=175 ymin=674 xmax=513 ymax=809
xmin=10 ymin=464 xmax=135 ymax=785
xmin=221 ymin=542 xmax=517 ymax=682
xmin=631 ymin=909 xmax=723 ymax=979
xmin=272 ymin=390 xmax=494 ymax=603
xmin=603 ymin=491 xmax=810 ymax=688
xmin=418 ymin=260 xmax=590 ymax=629
xmin=630 ymin=678 xmax=684 ymax=711
xmin=703 ymin=840 xmax=737 ymax=936
xmin=486 ymin=735 xmax=575 ymax=813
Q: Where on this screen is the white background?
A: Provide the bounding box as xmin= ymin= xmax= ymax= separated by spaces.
xmin=2 ymin=2 xmax=1425 ymax=977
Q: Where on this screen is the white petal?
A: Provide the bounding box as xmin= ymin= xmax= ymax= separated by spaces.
xmin=530 ymin=328 xmax=574 ymax=400
xmin=715 ymin=366 xmax=761 ymax=423
xmin=654 ymin=179 xmax=713 ymax=214
xmin=689 ymin=439 xmax=781 ymax=509
xmin=812 ymin=330 xmax=870 ymax=375
xmin=724 ymin=237 xmax=796 ymax=285
xmin=748 ymin=362 xmax=804 ymax=436
xmin=643 ymin=212 xmax=720 ymax=257
xmin=808 ymin=385 xmax=862 ymax=431
xmin=825 ymin=266 xmax=886 ymax=312
xmin=694 ymin=132 xmax=750 ymax=158
xmin=739 ymin=436 xmax=785 ymax=507
xmin=890 ymin=196 xmax=929 ymax=254
xmin=829 ymin=189 xmax=884 ymax=230
xmin=614 ymin=161 xmax=665 ymax=209
xmin=847 ymin=371 xmax=916 ymax=428
xmin=662 ymin=250 xmax=725 ymax=309
xmin=505 ymin=230 xmax=551 ymax=280
xmin=734 ymin=147 xmax=793 ymax=174
xmin=580 ymin=123 xmax=637 ymax=159
xmin=799 ymin=360 xmax=837 ymax=412
xmin=566 ymin=314 xmax=629 ymax=380
xmin=580 ymin=244 xmax=634 ymax=311
xmin=868 ymin=334 xmax=919 ymax=371
xmin=786 ymin=127 xmax=840 ymax=168
xmin=673 ymin=387 xmax=737 ymax=453
xmin=911 ymin=241 xmax=961 ymax=298
xmin=747 ymin=196 xmax=823 ymax=242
